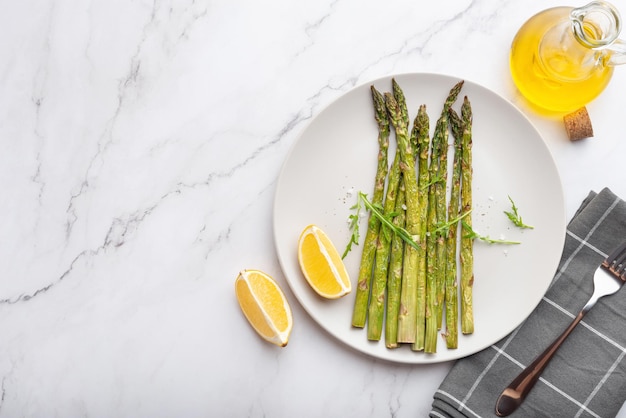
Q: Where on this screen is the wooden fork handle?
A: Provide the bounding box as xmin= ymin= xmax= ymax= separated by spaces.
xmin=495 ymin=310 xmax=585 ymax=416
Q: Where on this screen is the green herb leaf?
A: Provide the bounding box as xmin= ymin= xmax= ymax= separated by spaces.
xmin=504 ymin=195 xmax=534 ymax=229
xmin=359 ymin=192 xmax=420 ymax=250
xmin=461 ymin=221 xmax=520 ymax=244
xmin=421 ymin=173 xmax=444 ymax=190
xmin=342 ymin=199 xmax=362 ymax=259
xmin=432 ymin=209 xmax=472 ymax=236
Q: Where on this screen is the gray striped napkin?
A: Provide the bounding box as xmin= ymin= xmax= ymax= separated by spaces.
xmin=431 ymin=188 xmax=626 ymax=418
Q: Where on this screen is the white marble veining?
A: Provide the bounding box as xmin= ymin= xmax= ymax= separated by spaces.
xmin=1 ymin=0 xmax=626 ymax=416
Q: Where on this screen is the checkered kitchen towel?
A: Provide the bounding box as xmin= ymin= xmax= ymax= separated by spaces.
xmin=431 ymin=188 xmax=626 ymax=418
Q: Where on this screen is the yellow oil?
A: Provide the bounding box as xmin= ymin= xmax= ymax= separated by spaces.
xmin=510 ymin=7 xmax=613 ymax=113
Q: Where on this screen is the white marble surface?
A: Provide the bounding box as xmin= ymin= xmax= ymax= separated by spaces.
xmin=2 ymin=0 xmax=626 ymax=416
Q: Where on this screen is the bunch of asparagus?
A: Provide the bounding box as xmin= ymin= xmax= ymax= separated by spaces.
xmin=350 ymin=79 xmax=473 ymax=353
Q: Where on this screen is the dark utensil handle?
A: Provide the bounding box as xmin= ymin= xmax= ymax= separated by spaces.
xmin=495 ymin=310 xmax=585 ymax=417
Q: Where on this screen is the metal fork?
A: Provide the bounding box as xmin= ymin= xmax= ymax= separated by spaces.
xmin=495 ymin=241 xmax=626 ymax=417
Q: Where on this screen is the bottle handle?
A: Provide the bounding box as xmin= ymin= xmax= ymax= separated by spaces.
xmin=607 ymin=39 xmax=626 ymax=65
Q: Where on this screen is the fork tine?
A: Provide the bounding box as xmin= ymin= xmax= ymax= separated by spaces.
xmin=613 ymin=250 xmax=626 ymax=270
xmin=604 ymin=241 xmax=626 ymax=266
xmin=604 ymin=241 xmax=626 ymax=279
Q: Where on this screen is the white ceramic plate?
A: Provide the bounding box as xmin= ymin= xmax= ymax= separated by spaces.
xmin=273 ymin=73 xmax=565 ymax=364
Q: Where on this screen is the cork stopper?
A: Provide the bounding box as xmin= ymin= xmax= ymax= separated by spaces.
xmin=563 ymin=107 xmax=593 ymax=141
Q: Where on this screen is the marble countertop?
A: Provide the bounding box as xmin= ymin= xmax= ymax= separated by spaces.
xmin=2 ymin=0 xmax=626 ymax=416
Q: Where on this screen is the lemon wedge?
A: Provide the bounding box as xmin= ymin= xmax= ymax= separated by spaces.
xmin=235 ymin=269 xmax=293 ymax=347
xmin=297 ymin=224 xmax=351 ymax=299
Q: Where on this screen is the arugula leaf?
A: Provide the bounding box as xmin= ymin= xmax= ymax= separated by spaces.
xmin=462 ymin=221 xmax=520 ymax=244
xmin=342 ymin=199 xmax=362 ymax=259
xmin=432 ymin=209 xmax=472 ymax=236
xmin=358 ymin=192 xmax=420 ymax=250
xmin=504 ymin=195 xmax=534 ymax=229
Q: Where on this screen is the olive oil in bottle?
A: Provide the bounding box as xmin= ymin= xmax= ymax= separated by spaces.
xmin=510 ymin=3 xmax=623 ymax=113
